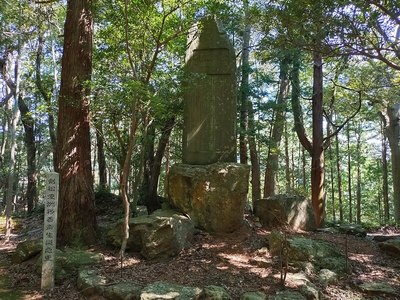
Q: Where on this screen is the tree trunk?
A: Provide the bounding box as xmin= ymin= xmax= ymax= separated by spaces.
xmin=36 ymin=34 xmax=57 ymax=171
xmin=248 ymin=103 xmax=261 ymax=203
xmin=18 ymin=94 xmax=37 ymax=213
xmin=347 ymin=123 xmax=353 ymax=223
xmin=284 ymin=124 xmax=291 ymax=193
xmin=238 ymin=0 xmax=250 ymax=165
xmin=356 ymin=123 xmax=362 ymax=224
xmin=379 ymin=113 xmax=390 ymax=223
xmin=56 ymin=0 xmax=96 ymax=246
xmin=290 ymin=51 xmax=325 ymax=227
xmin=148 ymin=117 xmax=175 ymax=208
xmin=310 ymin=52 xmax=325 ymax=227
xmin=264 ymin=56 xmax=290 ymax=197
xmin=387 ymin=104 xmax=400 ymax=224
xmin=335 ymin=132 xmax=344 ymax=222
xmin=96 ymin=124 xmax=107 ymax=190
xmin=327 ymin=118 xmax=335 ymax=221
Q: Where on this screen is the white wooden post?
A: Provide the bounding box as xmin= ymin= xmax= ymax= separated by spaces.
xmin=41 ymin=172 xmax=59 ymax=290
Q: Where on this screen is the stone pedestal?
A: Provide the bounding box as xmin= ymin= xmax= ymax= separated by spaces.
xmin=254 ymin=195 xmax=316 ymax=231
xmin=167 ymin=163 xmax=250 ymax=233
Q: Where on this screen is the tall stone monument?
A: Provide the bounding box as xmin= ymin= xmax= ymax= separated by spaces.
xmin=167 ymin=17 xmax=250 ymax=233
xmin=183 ymin=17 xmax=236 ymax=165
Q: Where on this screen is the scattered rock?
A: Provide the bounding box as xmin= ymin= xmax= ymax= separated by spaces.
xmin=108 ymin=209 xmax=194 ymax=259
xmin=77 ymin=269 xmax=106 ymax=297
xmin=103 ymin=282 xmax=143 ymax=300
xmin=378 ymin=239 xmax=400 ymax=257
xmin=167 ymin=163 xmax=250 ymax=233
xmin=140 ymin=281 xmax=202 ymax=299
xmin=36 ymin=248 xmax=104 ymax=280
xmin=12 ymin=239 xmax=42 ymax=264
xmin=268 ymin=290 xmax=306 ymax=300
xmin=241 ymin=291 xmax=267 ymax=300
xmin=358 ymin=282 xmax=398 ymax=296
xmin=336 ymin=224 xmax=367 ymax=237
xmin=318 ymin=269 xmax=338 ymax=286
xmin=199 ymin=285 xmax=232 ymax=299
xmin=254 ymin=195 xmax=315 ymax=231
xmin=286 ymin=273 xmax=320 ymax=300
xmin=268 ymin=231 xmax=347 ymax=274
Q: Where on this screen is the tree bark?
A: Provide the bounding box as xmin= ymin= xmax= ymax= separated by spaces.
xmin=310 ymin=52 xmax=325 ymax=227
xmin=291 ymin=52 xmax=325 ymax=227
xmin=36 ymin=34 xmax=57 ymax=171
xmin=387 ymin=104 xmax=400 ymax=224
xmin=379 ymin=113 xmax=390 ymax=223
xmin=148 ymin=117 xmax=175 ymax=209
xmin=335 ymin=131 xmax=344 ymax=222
xmin=238 ymin=0 xmax=250 ymax=165
xmin=56 ymin=0 xmax=96 ymax=246
xmin=96 ymin=124 xmax=107 ymax=190
xmin=347 ymin=123 xmax=353 ymax=223
xmin=18 ymin=94 xmax=38 ymax=213
xmin=356 ymin=123 xmax=362 ymax=224
xmin=264 ymin=56 xmax=290 ymax=197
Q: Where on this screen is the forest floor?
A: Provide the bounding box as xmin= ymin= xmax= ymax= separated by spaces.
xmin=0 ymin=212 xmax=399 ymax=300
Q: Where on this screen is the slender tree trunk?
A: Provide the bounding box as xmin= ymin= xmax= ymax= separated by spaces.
xmin=18 ymin=94 xmax=37 ymax=213
xmin=36 ymin=34 xmax=57 ymax=171
xmin=335 ymin=132 xmax=344 ymax=222
xmin=238 ymin=0 xmax=250 ymax=165
xmin=96 ymin=124 xmax=107 ymax=190
xmin=57 ymin=0 xmax=96 ymax=246
xmin=379 ymin=114 xmax=390 ymax=223
xmin=284 ymin=124 xmax=291 ymax=193
xmin=310 ymin=52 xmax=325 ymax=227
xmin=356 ymin=123 xmax=361 ymax=224
xmin=264 ymin=56 xmax=290 ymax=197
xmin=148 ymin=117 xmax=175 ymax=206
xmin=387 ymin=104 xmax=400 ymax=224
xmin=327 ymin=118 xmax=335 ymax=221
xmin=302 ymin=144 xmax=306 ymax=190
xmin=119 ymin=102 xmax=138 ymax=259
xmin=248 ymin=103 xmax=261 ymax=203
xmin=5 ymin=72 xmax=20 ymax=240
xmin=347 ymin=123 xmax=353 ymax=223
xmin=291 ymin=51 xmax=325 ymax=227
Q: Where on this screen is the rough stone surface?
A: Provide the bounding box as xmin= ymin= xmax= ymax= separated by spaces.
xmin=268 ymin=231 xmax=347 ymax=274
xmin=12 ymin=239 xmax=42 ymax=264
xmin=285 ymin=273 xmax=320 ymax=300
xmin=254 ymin=195 xmax=315 ymax=231
xmin=378 ymin=238 xmax=400 ymax=257
xmin=140 ymin=281 xmax=202 ymax=299
xmin=77 ymin=269 xmax=106 ymax=297
xmin=358 ymin=282 xmax=398 ymax=296
xmin=268 ymin=291 xmax=306 ymax=300
xmin=199 ymin=285 xmax=232 ymax=299
xmin=167 ymin=163 xmax=250 ymax=232
xmin=318 ymin=269 xmax=338 ymax=286
xmin=183 ymin=17 xmax=236 ymax=165
xmin=241 ymin=291 xmax=267 ymax=300
xmin=108 ymin=209 xmax=194 ymax=259
xmin=103 ymin=282 xmax=143 ymax=300
xmin=36 ymin=248 xmax=104 ymax=281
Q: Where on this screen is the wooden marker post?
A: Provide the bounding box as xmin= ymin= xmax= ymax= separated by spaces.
xmin=41 ymin=172 xmax=59 ymax=290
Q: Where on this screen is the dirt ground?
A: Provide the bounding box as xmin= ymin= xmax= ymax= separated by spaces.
xmin=1 ymin=213 xmax=399 ymax=300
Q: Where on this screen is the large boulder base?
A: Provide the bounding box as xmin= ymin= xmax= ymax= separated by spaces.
xmin=254 ymin=195 xmax=315 ymax=231
xmin=108 ymin=209 xmax=194 ymax=259
xmin=268 ymin=231 xmax=347 ymax=274
xmin=167 ymin=163 xmax=250 ymax=233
